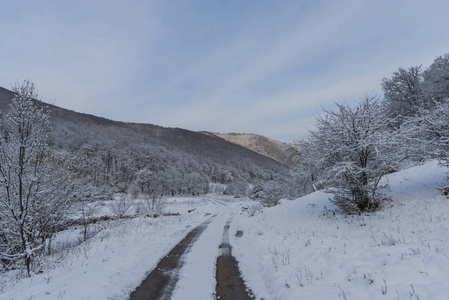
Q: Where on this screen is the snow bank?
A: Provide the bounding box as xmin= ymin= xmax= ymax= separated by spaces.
xmin=232 ymin=161 xmax=449 ymax=299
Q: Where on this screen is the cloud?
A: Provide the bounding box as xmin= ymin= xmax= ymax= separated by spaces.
xmin=0 ymin=1 xmax=159 ymax=112
xmin=1 ymin=0 xmax=449 ymax=143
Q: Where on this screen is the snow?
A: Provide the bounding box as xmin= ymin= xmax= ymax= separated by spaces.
xmin=231 ymin=160 xmax=449 ymax=299
xmin=170 ymin=200 xmax=234 ymax=300
xmin=0 ymin=196 xmax=236 ymax=299
xmin=2 ymin=161 xmax=449 ymax=299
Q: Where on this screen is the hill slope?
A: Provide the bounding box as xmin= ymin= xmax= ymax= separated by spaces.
xmin=232 ymin=160 xmax=449 ymax=299
xmin=0 ymin=86 xmax=289 ymax=196
xmin=210 ymin=132 xmax=291 ymax=165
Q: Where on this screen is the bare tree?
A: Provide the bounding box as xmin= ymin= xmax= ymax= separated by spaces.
xmin=79 ymin=192 xmax=101 ymax=241
xmin=109 ymin=192 xmax=135 ymax=218
xmin=0 ymin=81 xmax=73 ymax=276
xmin=143 ymin=194 xmax=167 ymax=216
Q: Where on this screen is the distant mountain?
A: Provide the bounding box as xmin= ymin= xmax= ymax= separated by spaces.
xmin=0 ymin=86 xmax=290 ymax=196
xmin=209 ymin=132 xmax=293 ymax=166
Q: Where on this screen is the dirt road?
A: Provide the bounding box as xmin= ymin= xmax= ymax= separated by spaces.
xmin=215 ymin=219 xmax=255 ymax=300
xmin=129 ymin=217 xmax=215 ymax=300
xmin=128 ymin=199 xmax=254 ymax=300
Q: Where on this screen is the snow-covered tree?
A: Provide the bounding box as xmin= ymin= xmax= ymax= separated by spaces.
xmin=381 ymin=65 xmax=424 ymax=121
xmin=0 ymin=81 xmax=73 ymax=276
xmin=250 ymin=180 xmax=287 ymax=207
xmin=304 ymin=97 xmax=406 ymax=213
xmin=423 ymin=53 xmax=449 ymax=102
xmin=397 ymin=53 xmax=449 ymax=166
xmin=224 ymin=180 xmax=249 ymax=198
xmin=402 ymin=99 xmax=449 ymax=193
xmin=287 ymin=142 xmax=322 ymax=195
xmin=135 ymin=168 xmax=154 ymax=194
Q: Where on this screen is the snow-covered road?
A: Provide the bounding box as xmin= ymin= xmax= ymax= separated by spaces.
xmin=169 ymin=199 xmax=254 ymax=300
xmin=128 ymin=199 xmax=236 ymax=299
xmin=1 ymin=196 xmax=254 ymax=300
xmin=129 ymin=215 xmax=217 ymax=300
xmin=170 ymin=199 xmax=233 ymax=299
xmin=126 ymin=197 xmax=256 ymax=300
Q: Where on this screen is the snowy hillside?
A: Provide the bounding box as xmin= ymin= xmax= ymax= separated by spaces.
xmin=231 ymin=160 xmax=449 ymax=299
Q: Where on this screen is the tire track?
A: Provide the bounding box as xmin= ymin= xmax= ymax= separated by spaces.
xmin=215 ymin=218 xmax=255 ymax=300
xmin=129 ymin=215 xmax=216 ymax=300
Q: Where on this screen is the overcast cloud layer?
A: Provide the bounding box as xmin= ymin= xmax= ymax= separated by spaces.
xmin=1 ymin=0 xmax=449 ymax=142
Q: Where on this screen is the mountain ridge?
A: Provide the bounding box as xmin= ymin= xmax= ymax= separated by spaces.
xmin=0 ymin=86 xmax=285 ymax=164
xmin=209 ymin=132 xmax=293 ymax=166
xmin=0 ymin=85 xmax=290 ymax=196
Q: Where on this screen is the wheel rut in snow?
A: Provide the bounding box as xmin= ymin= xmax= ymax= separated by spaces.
xmin=129 ymin=215 xmax=216 ymax=300
xmin=215 ymin=219 xmax=255 ymax=300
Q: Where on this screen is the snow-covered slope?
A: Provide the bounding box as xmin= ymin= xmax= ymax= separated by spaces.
xmin=231 ymin=160 xmax=449 ymax=299
xmin=1 ymin=162 xmax=448 ymax=299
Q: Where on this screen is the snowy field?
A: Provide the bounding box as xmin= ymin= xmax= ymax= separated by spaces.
xmin=0 ymin=196 xmax=244 ymax=299
xmin=1 ymin=161 xmax=449 ymax=299
xmin=231 ymin=160 xmax=449 ymax=299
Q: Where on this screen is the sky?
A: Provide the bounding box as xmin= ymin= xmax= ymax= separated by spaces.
xmin=1 ymin=0 xmax=449 ymax=143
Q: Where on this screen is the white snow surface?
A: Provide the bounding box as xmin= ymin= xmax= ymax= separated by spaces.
xmin=231 ymin=160 xmax=449 ymax=299
xmin=0 ymin=196 xmax=241 ymax=300
xmin=1 ymin=161 xmax=449 ymax=299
